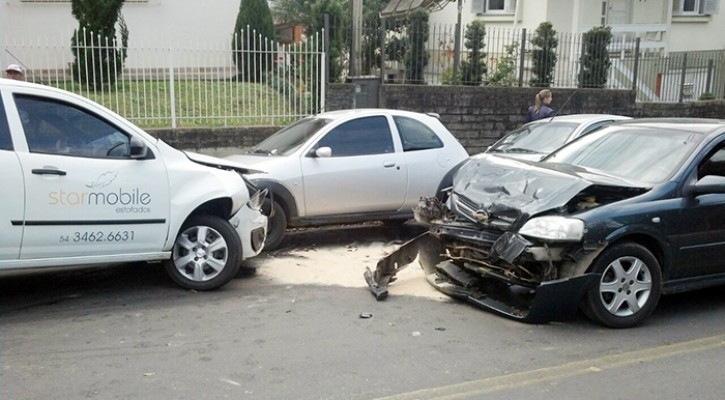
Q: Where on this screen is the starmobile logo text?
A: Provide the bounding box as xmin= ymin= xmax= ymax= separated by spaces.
xmin=49 ymin=188 xmax=151 ymax=206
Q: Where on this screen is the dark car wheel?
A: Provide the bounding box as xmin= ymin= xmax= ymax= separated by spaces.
xmin=583 ymin=242 xmax=662 ymax=328
xmin=164 ymin=215 xmax=242 ymax=291
xmin=262 ymin=199 xmax=287 ymax=251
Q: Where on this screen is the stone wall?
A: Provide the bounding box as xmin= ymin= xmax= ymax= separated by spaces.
xmin=379 ymin=85 xmax=637 ymax=154
xmin=148 ymin=84 xmax=725 ymax=157
xmin=147 ymin=126 xmax=279 ymax=157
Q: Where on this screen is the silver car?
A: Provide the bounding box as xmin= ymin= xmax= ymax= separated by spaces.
xmin=487 ymin=114 xmax=632 ymax=161
xmin=225 ymin=109 xmax=469 ymax=249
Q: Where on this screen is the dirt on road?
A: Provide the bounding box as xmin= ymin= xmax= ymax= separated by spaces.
xmin=246 ymin=221 xmax=448 ymax=301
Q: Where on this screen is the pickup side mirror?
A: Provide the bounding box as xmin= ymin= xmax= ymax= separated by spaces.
xmin=129 ymin=136 xmax=148 ymax=159
xmin=693 ymin=175 xmax=725 ymax=195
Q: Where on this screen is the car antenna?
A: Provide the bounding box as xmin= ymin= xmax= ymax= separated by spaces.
xmin=548 ymin=89 xmax=578 ymax=121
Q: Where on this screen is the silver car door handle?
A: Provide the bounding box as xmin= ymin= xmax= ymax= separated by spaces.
xmin=32 ymin=168 xmax=67 ymax=176
xmin=383 ymin=161 xmax=396 ymax=168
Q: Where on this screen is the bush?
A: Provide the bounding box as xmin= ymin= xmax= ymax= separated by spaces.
xmin=404 ymin=10 xmax=430 ymax=85
xmin=579 ymin=26 xmax=613 ymax=88
xmin=460 ymin=21 xmax=487 ymax=86
xmin=529 ymin=22 xmax=558 ymax=88
xmin=487 ymin=42 xmax=519 ymax=87
xmin=440 ymin=67 xmax=462 ymax=85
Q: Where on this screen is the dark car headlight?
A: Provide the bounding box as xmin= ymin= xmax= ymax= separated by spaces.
xmin=519 ymin=216 xmax=585 ymax=241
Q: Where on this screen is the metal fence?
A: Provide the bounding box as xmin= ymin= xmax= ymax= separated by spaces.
xmin=332 ymin=19 xmax=725 ymax=103
xmin=4 ymin=23 xmax=723 ymax=130
xmin=3 ymin=30 xmax=325 ymax=129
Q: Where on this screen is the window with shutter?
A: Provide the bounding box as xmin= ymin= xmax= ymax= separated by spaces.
xmin=673 ymin=0 xmax=719 ymax=15
xmin=472 ymin=0 xmax=516 ymax=15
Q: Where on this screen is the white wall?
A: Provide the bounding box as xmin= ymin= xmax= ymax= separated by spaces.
xmin=1 ymin=0 xmax=243 ymax=45
xmin=669 ymin=13 xmax=725 ymax=52
xmin=0 ymin=0 xmax=267 ymax=71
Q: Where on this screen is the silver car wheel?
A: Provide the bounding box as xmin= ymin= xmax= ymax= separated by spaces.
xmin=172 ymin=225 xmax=229 ymax=282
xmin=598 ymin=256 xmax=652 ymax=317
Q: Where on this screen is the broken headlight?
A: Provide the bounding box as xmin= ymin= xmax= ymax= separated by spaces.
xmin=247 ymin=188 xmax=268 ymax=211
xmin=519 ymin=216 xmax=585 ymax=241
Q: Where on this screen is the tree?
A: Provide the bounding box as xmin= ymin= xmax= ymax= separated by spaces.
xmin=360 ymin=0 xmax=388 ymax=75
xmin=271 ymin=0 xmax=347 ymax=82
xmin=404 ymin=9 xmax=429 ymax=84
xmin=460 ymin=20 xmax=487 ymax=86
xmin=233 ymin=0 xmax=276 ymax=82
xmin=578 ymin=26 xmax=613 ymax=88
xmin=529 ymin=22 xmax=558 ymax=87
xmin=70 ymin=0 xmax=128 ymax=89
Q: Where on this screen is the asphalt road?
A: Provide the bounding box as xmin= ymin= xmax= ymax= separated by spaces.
xmin=2 ymin=223 xmax=725 ymax=400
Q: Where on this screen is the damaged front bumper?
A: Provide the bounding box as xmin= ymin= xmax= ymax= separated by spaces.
xmin=364 ymin=231 xmax=600 ymax=324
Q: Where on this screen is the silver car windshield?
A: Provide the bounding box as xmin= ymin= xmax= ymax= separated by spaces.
xmin=544 ymin=127 xmax=700 ymax=184
xmin=248 ymin=117 xmax=331 ymax=156
xmin=489 ymin=121 xmax=579 ymax=155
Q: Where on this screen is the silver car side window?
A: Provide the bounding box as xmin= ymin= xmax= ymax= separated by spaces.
xmin=393 ymin=116 xmax=443 ymax=152
xmin=317 ymin=116 xmax=393 ymax=157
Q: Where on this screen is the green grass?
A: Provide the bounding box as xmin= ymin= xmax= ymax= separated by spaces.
xmin=49 ymin=80 xmax=311 ymax=129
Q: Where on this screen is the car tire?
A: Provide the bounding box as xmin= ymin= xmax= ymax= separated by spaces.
xmin=164 ymin=214 xmax=242 ymax=291
xmin=582 ymin=242 xmax=662 ymax=328
xmin=262 ymin=199 xmax=287 ymax=251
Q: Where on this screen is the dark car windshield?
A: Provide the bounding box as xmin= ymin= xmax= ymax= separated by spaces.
xmin=248 ymin=117 xmax=331 ymax=156
xmin=488 ymin=121 xmax=579 ymax=155
xmin=544 ymin=127 xmax=701 ymax=184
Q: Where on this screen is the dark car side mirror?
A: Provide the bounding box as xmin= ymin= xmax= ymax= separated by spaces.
xmin=693 ymin=175 xmax=725 ymax=195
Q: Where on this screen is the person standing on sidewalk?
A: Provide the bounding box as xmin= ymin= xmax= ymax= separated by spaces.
xmin=526 ymin=89 xmax=555 ymax=122
xmin=4 ymin=64 xmax=25 ymax=81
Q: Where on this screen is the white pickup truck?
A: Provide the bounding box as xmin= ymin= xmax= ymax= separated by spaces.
xmin=0 ymin=78 xmax=267 ymax=290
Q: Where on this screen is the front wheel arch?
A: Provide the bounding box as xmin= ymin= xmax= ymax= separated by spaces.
xmin=582 ymin=242 xmax=662 ymax=328
xmin=164 ymin=214 xmax=242 ymax=291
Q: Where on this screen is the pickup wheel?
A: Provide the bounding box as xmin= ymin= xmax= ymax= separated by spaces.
xmin=164 ymin=215 xmax=242 ymax=290
xmin=262 ymin=199 xmax=287 ymax=251
xmin=583 ymin=243 xmax=662 ymax=328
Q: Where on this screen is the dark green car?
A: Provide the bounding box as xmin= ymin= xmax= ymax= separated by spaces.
xmin=366 ymin=118 xmax=725 ymax=328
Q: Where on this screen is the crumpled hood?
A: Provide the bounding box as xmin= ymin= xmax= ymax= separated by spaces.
xmin=223 ymin=153 xmax=277 ymax=169
xmin=452 ymin=154 xmax=647 ymax=224
xmin=184 ymin=151 xmax=265 ymax=174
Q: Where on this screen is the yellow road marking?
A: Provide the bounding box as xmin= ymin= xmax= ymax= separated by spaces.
xmin=375 ymin=333 xmax=725 ymax=400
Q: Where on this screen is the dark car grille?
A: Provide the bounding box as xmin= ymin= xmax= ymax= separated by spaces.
xmin=452 ymin=193 xmax=480 ymax=223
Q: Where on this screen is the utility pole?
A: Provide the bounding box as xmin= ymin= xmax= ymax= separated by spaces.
xmin=351 ymin=0 xmax=362 ymax=77
xmin=453 ymin=0 xmax=462 ymax=78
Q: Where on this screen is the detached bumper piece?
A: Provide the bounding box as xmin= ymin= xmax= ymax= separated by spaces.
xmin=364 ymin=232 xmax=600 ymax=324
xmin=364 ymin=233 xmax=441 ymax=300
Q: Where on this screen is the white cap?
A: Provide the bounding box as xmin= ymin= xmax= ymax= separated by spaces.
xmin=5 ymin=64 xmax=23 ymax=73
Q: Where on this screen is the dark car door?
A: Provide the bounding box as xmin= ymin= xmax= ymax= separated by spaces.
xmin=671 ymin=138 xmax=725 ymax=278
